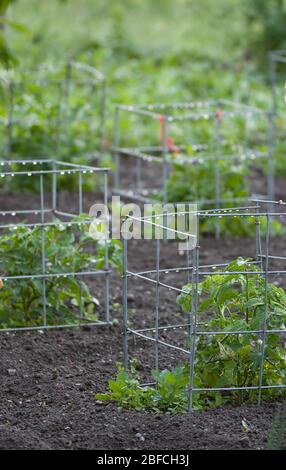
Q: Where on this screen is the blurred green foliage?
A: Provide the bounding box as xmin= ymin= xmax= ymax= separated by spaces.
xmin=1 ymin=0 xmax=286 ymax=194
xmin=0 ymin=0 xmax=29 ymax=66
xmin=246 ymin=0 xmax=286 ymax=64
xmin=4 ymin=0 xmax=277 ymax=135
xmin=0 ymin=0 xmax=14 ymax=66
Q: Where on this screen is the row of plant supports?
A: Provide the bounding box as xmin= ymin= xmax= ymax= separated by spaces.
xmin=0 ymin=61 xmax=106 ymax=160
xmin=0 ymin=62 xmax=110 ymax=330
xmin=0 ymin=53 xmax=286 ymax=411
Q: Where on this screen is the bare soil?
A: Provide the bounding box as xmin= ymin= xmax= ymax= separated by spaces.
xmin=0 ymin=190 xmax=285 ymax=450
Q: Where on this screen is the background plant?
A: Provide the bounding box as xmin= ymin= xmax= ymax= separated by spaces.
xmin=3 ymin=0 xmax=285 ymax=194
xmin=246 ymin=0 xmax=286 ymax=65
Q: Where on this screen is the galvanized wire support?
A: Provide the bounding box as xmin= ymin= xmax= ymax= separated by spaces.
xmin=0 ymin=61 xmax=106 ymax=161
xmin=122 ymin=202 xmax=286 ymax=411
xmin=112 ymin=100 xmax=274 ymax=208
xmin=0 ymin=159 xmax=111 ymax=332
xmin=268 ymin=50 xmax=286 ymax=201
xmin=122 ymin=236 xmax=129 ymax=371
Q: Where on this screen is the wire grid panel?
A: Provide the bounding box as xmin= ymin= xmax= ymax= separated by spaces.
xmin=0 ymin=159 xmax=111 ymax=332
xmin=113 ymin=100 xmax=274 ymax=206
xmin=122 ymin=203 xmax=286 ymax=411
xmin=0 ymin=61 xmax=106 ymax=160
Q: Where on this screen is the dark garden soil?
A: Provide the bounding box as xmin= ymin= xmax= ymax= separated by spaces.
xmin=0 ymin=191 xmax=285 ymax=450
xmin=0 ymin=327 xmax=278 ymax=450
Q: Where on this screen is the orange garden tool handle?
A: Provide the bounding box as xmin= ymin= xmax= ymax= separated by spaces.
xmin=215 ymin=107 xmax=224 ymax=122
xmin=166 ymin=137 xmax=180 ymax=156
xmin=157 ymin=114 xmax=166 ymax=143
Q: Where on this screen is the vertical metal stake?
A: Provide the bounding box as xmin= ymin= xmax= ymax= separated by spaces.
xmin=258 ymin=214 xmax=270 ymax=405
xmin=104 ymin=171 xmax=110 ymax=323
xmin=123 ymin=237 xmax=129 ymax=371
xmin=114 ymin=107 xmax=120 ymax=188
xmin=40 ymin=174 xmax=47 ymax=327
xmin=155 ymin=239 xmax=161 ymax=373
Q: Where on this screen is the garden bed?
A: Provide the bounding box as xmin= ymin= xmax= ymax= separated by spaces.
xmin=0 ymin=193 xmax=284 ymax=449
xmin=0 ymin=326 xmax=277 ymax=450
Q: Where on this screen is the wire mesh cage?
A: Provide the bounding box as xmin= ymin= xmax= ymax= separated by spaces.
xmin=122 ymin=201 xmax=286 ymax=411
xmin=0 ymin=61 xmax=106 ymax=161
xmin=113 ymin=100 xmax=274 ymax=208
xmin=0 ymin=159 xmax=111 ymax=331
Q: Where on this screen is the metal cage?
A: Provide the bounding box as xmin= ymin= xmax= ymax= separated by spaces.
xmin=0 ymin=61 xmax=106 ymax=161
xmin=122 ymin=200 xmax=286 ymax=411
xmin=0 ymin=159 xmax=111 ymax=331
xmin=113 ymin=100 xmax=275 ymax=207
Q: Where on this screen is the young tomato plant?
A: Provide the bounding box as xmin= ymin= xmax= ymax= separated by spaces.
xmin=0 ymin=216 xmax=122 ymax=328
xmin=177 ymin=257 xmax=286 ymax=406
xmin=96 ymin=360 xmax=189 ymax=413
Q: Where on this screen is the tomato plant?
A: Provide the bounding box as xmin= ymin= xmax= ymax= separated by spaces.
xmin=177 ymin=257 xmax=286 ymax=406
xmin=0 ymin=216 xmax=122 ymax=328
